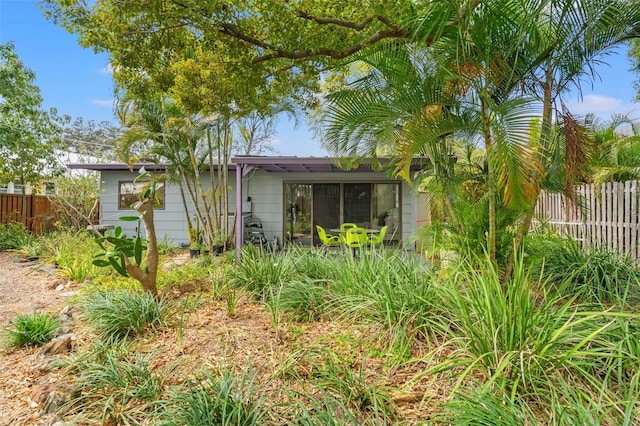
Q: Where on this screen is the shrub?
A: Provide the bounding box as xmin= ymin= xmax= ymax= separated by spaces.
xmin=231 ymin=245 xmax=297 ymax=295
xmin=0 ymin=222 xmax=33 ymax=251
xmin=68 ymin=344 xmax=172 ymax=425
xmin=426 ymin=256 xmax=640 ymax=423
xmin=42 ymin=230 xmax=104 ymax=281
xmin=275 ymin=279 xmax=327 ymax=322
xmin=159 ymin=370 xmax=267 ymax=426
xmin=531 ymin=239 xmax=640 ymax=304
xmin=79 ymin=290 xmax=166 ymax=340
xmin=4 ymin=312 xmax=59 ymax=348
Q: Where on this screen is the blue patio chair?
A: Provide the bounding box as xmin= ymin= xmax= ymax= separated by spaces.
xmin=368 ymin=225 xmax=388 ymax=246
xmin=316 ymin=225 xmax=341 ymax=246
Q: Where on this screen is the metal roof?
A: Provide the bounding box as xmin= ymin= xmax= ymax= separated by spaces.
xmin=231 ymin=156 xmax=427 ymax=173
xmin=66 ymin=163 xmax=169 ymax=171
xmin=67 ymin=157 xmax=428 ymax=174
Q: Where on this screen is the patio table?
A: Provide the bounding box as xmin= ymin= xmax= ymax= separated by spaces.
xmin=330 ymin=228 xmax=380 ymax=234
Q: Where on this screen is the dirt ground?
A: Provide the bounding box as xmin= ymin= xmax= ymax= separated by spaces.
xmin=0 ymin=251 xmax=442 ymax=425
xmin=0 ymin=252 xmax=78 ymax=426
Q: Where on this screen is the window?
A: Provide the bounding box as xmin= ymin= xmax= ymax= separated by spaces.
xmin=44 ymin=182 xmax=55 ymax=195
xmin=118 ymin=181 xmax=165 ymax=209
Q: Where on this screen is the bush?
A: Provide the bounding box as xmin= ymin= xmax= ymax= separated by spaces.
xmin=0 ymin=222 xmax=33 ymax=251
xmin=79 ymin=290 xmax=167 ymax=340
xmin=231 ymin=245 xmax=297 ymax=295
xmin=159 ymin=370 xmax=267 ymax=426
xmin=69 ymin=344 xmax=172 ymax=425
xmin=530 ymin=239 xmax=640 ymax=304
xmin=4 ymin=312 xmax=59 ymax=348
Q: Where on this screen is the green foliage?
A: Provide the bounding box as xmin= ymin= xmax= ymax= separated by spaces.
xmin=17 ymin=238 xmax=44 ymax=260
xmin=231 ymin=245 xmax=297 ymax=295
xmin=312 ymin=360 xmax=395 ymax=421
xmin=0 ymin=42 xmax=65 ymax=188
xmin=93 ymin=224 xmax=147 ymax=278
xmin=79 ymin=290 xmax=166 ymax=341
xmin=325 ymin=250 xmax=435 ymax=346
xmin=293 ymin=390 xmax=359 ymax=426
xmin=274 ymin=279 xmax=327 ymax=322
xmin=437 ymin=389 xmax=537 ymax=426
xmin=68 ymin=344 xmax=173 ymax=425
xmin=157 ymin=237 xmax=179 ymax=256
xmin=0 ymin=222 xmax=33 ymax=251
xmin=530 ymin=239 xmax=640 ymax=305
xmin=41 ymin=230 xmax=103 ymax=281
xmin=420 ymin=195 xmax=521 ymax=267
xmin=4 ymin=311 xmax=59 ymax=348
xmin=158 ymin=370 xmax=267 ymax=426
xmin=48 ymin=173 xmax=100 ymax=232
xmin=427 ymin=256 xmax=640 ymax=415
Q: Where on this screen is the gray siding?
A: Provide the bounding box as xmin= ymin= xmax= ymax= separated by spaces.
xmin=99 ymin=169 xmax=419 ymax=247
xmin=100 ymin=170 xmax=190 ymax=244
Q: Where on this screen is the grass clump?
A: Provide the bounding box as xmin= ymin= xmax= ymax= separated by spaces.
xmin=530 ymin=238 xmax=640 ymax=305
xmin=68 ymin=343 xmax=173 ymax=425
xmin=231 ymin=245 xmax=297 ymax=295
xmin=159 ymin=369 xmax=268 ymax=426
xmin=3 ymin=311 xmax=59 ymax=348
xmin=79 ymin=290 xmax=167 ymax=340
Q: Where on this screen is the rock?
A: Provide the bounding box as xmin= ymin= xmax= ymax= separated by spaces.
xmin=38 ymin=334 xmax=75 ymax=357
xmin=55 ymin=284 xmax=65 ymax=292
xmin=57 ymin=306 xmax=74 ymax=323
xmin=29 ymin=358 xmax=61 ymax=374
xmin=60 ymin=291 xmax=78 ymax=298
xmin=30 ymin=380 xmax=79 ymax=415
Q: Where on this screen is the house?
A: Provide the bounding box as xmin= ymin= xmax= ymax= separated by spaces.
xmin=68 ymin=156 xmax=429 ymax=254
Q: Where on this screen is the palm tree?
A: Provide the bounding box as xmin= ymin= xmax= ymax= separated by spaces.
xmin=586 ymin=113 xmax=640 ymax=185
xmin=323 ymin=0 xmax=640 ymax=267
xmin=323 ymin=36 xmax=541 ymax=264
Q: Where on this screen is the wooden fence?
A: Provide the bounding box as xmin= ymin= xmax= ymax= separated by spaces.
xmin=534 ymin=181 xmax=640 ymax=260
xmin=0 ymin=194 xmax=55 ymax=235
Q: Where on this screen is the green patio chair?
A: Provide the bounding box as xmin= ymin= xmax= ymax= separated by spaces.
xmin=316 ymin=225 xmax=341 ymax=246
xmin=368 ymin=225 xmax=388 ymax=246
xmin=344 ymin=227 xmax=368 ymax=249
xmin=340 ymin=222 xmax=358 ymax=231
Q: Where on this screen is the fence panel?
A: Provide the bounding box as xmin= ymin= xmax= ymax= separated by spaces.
xmin=535 ymin=181 xmax=640 ymax=260
xmin=0 ymin=194 xmax=54 ymax=235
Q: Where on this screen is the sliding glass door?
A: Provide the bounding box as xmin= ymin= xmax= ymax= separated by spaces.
xmin=284 ymin=181 xmax=401 ymax=246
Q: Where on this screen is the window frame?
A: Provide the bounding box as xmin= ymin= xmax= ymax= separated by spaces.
xmin=118 ymin=180 xmax=166 ymax=210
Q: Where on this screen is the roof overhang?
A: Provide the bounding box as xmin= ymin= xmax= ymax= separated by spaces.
xmin=68 ymin=157 xmax=428 ymax=175
xmin=230 ymin=156 xmax=428 ymax=174
xmin=67 ymin=163 xmax=168 ymax=172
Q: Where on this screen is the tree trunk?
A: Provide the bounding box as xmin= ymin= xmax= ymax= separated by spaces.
xmin=124 ymin=198 xmax=158 ymax=297
xmin=481 ymin=96 xmax=497 ymax=265
xmin=504 ymin=58 xmax=554 ymax=279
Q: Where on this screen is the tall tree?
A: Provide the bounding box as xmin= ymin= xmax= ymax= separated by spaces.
xmin=0 ymin=43 xmax=64 ymax=225
xmin=60 ymin=117 xmax=122 ymax=162
xmin=323 ymin=0 xmax=640 ymax=266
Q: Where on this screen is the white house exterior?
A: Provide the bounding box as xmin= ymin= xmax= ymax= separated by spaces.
xmin=69 ymin=157 xmax=428 ymax=251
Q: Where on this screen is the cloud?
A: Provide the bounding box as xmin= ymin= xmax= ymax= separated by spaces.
xmin=91 ymin=99 xmax=115 ymax=108
xmin=100 ymin=63 xmax=114 ymax=75
xmin=566 ymin=94 xmax=640 ymax=120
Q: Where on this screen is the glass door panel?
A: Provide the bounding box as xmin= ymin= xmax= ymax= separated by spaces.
xmin=372 ymin=183 xmax=400 ymax=240
xmin=343 ymin=183 xmax=372 ymax=228
xmin=284 ymin=183 xmax=312 ymax=246
xmin=312 ymin=183 xmax=340 ymax=245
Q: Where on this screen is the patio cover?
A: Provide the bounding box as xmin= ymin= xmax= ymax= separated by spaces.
xmin=232 ymin=156 xmax=428 ymax=259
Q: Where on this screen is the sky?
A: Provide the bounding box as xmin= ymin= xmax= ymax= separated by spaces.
xmin=2 ymin=0 xmax=640 ymax=157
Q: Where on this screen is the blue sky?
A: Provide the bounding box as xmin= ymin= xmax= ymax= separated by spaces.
xmin=2 ymin=1 xmax=640 ymax=157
